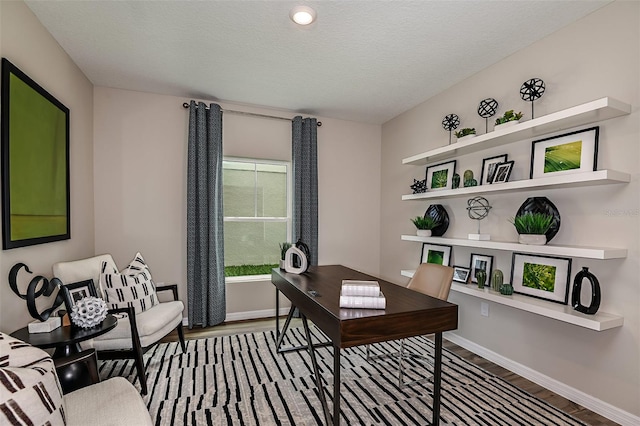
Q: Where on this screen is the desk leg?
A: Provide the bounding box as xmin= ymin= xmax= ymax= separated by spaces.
xmin=301 ymin=314 xmax=332 ymax=425
xmin=433 ymin=332 xmax=443 ymax=426
xmin=333 ymin=345 xmax=341 ymax=425
xmin=275 ymin=288 xmax=280 ymax=340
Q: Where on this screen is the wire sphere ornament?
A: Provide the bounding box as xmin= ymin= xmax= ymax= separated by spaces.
xmin=442 ymin=114 xmax=460 ymax=145
xmin=520 ymin=78 xmax=545 ymax=119
xmin=467 ymin=196 xmax=492 ymax=234
xmin=478 ymin=98 xmax=499 ymax=133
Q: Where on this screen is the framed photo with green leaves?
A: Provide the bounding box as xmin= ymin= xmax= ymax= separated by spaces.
xmin=530 ymin=127 xmax=598 ymax=179
xmin=510 ymin=253 xmax=572 ymax=304
xmin=425 ymin=160 xmax=456 ymax=191
xmin=1 ymin=58 xmax=70 ymax=249
xmin=420 ymin=243 xmax=452 ymax=266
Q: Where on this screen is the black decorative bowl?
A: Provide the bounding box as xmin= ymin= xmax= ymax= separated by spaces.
xmin=424 ymin=204 xmax=449 ymax=237
xmin=515 ymin=197 xmax=561 ymax=242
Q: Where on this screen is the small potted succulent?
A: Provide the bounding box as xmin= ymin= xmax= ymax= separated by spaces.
xmin=279 ymin=242 xmax=292 ymax=269
xmin=494 ymin=110 xmax=523 ymax=130
xmin=454 ymin=127 xmax=476 ymax=142
xmin=410 ymin=216 xmax=440 ymax=237
xmin=509 ymin=212 xmax=554 ymax=245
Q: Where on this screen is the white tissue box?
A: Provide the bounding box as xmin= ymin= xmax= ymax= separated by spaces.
xmin=28 ymin=317 xmax=62 ymax=333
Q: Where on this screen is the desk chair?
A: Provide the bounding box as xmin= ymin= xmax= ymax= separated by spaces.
xmin=367 ymin=263 xmax=454 ymax=387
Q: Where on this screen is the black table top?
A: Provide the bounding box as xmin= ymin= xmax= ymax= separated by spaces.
xmin=11 ymin=315 xmax=117 ymax=349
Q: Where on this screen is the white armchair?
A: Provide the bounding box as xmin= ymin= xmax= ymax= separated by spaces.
xmin=53 ymin=253 xmax=185 ymax=395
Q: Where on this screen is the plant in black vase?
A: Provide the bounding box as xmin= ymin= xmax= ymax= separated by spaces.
xmin=411 ymin=216 xmax=440 ymax=237
xmin=510 ymin=212 xmax=554 ymax=245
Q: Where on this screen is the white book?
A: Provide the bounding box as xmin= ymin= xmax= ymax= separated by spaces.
xmin=341 ymin=280 xmax=380 ymax=297
xmin=339 ymin=293 xmax=386 ymax=310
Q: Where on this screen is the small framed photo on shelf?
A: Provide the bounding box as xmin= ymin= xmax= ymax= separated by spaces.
xmin=62 ymin=279 xmax=98 ymax=313
xmin=480 ymin=154 xmax=508 ymax=185
xmin=425 ymin=160 xmax=457 ymax=191
xmin=530 ymin=126 xmax=599 ymax=179
xmin=490 ymin=160 xmax=515 ymax=184
xmin=421 ymin=243 xmax=452 ymax=266
xmin=510 ymin=253 xmax=572 ymax=304
xmin=452 ymin=266 xmax=471 ymax=283
xmin=470 ymin=253 xmax=493 ymax=284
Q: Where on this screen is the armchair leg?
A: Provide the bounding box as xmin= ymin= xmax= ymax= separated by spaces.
xmin=133 ymin=345 xmax=148 ymax=395
xmin=176 ymin=323 xmax=186 ymax=353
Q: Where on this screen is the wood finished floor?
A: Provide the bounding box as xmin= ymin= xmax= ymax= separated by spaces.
xmin=162 ymin=318 xmax=618 ymax=426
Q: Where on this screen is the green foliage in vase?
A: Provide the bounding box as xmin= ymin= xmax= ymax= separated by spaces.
xmin=279 ymin=242 xmax=292 ymax=260
xmin=510 ymin=213 xmax=554 ymax=235
xmin=495 ymin=110 xmax=524 ymax=125
xmin=454 ymin=128 xmax=476 ymax=138
xmin=411 ymin=216 xmax=439 ymax=230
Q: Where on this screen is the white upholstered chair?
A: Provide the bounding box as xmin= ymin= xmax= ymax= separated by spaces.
xmin=53 ymin=254 xmax=186 ymax=395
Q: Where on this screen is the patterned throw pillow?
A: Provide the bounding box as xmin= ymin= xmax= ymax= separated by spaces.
xmin=0 ymin=333 xmax=66 ymax=426
xmin=101 ymin=252 xmax=159 ymax=314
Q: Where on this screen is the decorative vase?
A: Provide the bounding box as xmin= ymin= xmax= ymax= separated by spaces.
xmin=518 ymin=234 xmax=547 ymax=245
xmin=70 ymin=296 xmax=107 ymax=329
xmin=571 ymin=267 xmax=601 ymax=315
xmin=452 ymin=173 xmax=460 ymax=189
xmin=279 ymin=259 xmax=286 ymax=269
xmin=494 ymin=120 xmax=519 ymax=131
xmin=491 ymin=269 xmax=503 ymax=292
xmin=417 ymin=229 xmax=432 ymax=237
xmin=424 ymin=205 xmax=449 ymax=237
xmin=516 ymin=197 xmax=561 ymax=242
xmin=499 ymin=283 xmax=514 ymax=295
xmin=476 ymin=270 xmax=487 ymax=289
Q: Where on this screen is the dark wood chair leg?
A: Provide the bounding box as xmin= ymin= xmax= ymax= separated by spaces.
xmin=176 ymin=323 xmax=186 ymax=353
xmin=133 ymin=344 xmax=148 ymax=395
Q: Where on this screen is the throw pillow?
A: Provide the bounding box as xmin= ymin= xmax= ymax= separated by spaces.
xmin=0 ymin=333 xmax=66 ymax=426
xmin=100 ymin=252 xmax=159 ymax=314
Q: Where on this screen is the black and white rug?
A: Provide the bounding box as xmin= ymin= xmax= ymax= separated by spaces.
xmin=99 ymin=328 xmax=586 ymax=425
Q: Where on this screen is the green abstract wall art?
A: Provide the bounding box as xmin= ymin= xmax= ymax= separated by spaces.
xmin=1 ymin=58 xmax=70 ymax=249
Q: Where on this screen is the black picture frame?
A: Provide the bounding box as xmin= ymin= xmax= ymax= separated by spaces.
xmin=420 ymin=243 xmax=452 ymax=266
xmin=510 ymin=253 xmax=572 ymax=304
xmin=470 ymin=253 xmax=494 ymax=285
xmin=490 ymin=160 xmax=515 ymax=184
xmin=1 ymin=58 xmax=70 ymax=249
xmin=530 ymin=126 xmax=599 ymax=179
xmin=425 ymin=160 xmax=457 ymax=191
xmin=452 ymin=266 xmax=471 ymax=283
xmin=62 ymin=279 xmax=98 ymax=313
xmin=480 ymin=154 xmax=508 ymax=185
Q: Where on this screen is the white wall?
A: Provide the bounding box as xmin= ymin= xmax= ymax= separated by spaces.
xmin=381 ymin=1 xmax=639 ymax=420
xmin=93 ymin=87 xmax=381 ymax=320
xmin=0 ymin=1 xmax=95 ymax=333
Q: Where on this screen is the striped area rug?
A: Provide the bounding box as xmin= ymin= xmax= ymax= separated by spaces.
xmin=99 ymin=328 xmax=586 ymax=425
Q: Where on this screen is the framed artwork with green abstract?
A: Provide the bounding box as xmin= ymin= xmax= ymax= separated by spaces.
xmin=425 ymin=160 xmax=456 ymax=191
xmin=1 ymin=58 xmax=70 ymax=249
xmin=420 ymin=243 xmax=452 ymax=266
xmin=530 ymin=127 xmax=598 ymax=179
xmin=510 ymin=253 xmax=571 ymax=304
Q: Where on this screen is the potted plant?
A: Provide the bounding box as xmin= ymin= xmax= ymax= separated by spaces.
xmin=279 ymin=242 xmax=292 ymax=269
xmin=411 ymin=216 xmax=439 ymax=237
xmin=494 ymin=110 xmax=523 ymax=130
xmin=509 ymin=212 xmax=554 ymax=245
xmin=454 ymin=127 xmax=476 ymax=142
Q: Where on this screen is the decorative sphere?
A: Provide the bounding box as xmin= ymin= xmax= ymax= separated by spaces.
xmin=478 ymin=98 xmax=499 ymax=118
xmin=467 ymin=196 xmax=492 ymax=220
xmin=70 ymin=296 xmax=108 ymax=328
xmin=442 ymin=114 xmax=460 ymax=131
xmin=520 ymin=78 xmax=545 ymax=102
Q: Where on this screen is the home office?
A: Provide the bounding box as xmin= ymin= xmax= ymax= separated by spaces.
xmin=0 ymin=1 xmax=638 ymax=425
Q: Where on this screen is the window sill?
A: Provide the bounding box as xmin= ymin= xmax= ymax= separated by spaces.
xmin=225 ymin=274 xmax=272 ymax=284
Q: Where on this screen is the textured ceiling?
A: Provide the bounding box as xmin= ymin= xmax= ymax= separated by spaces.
xmin=25 ymin=0 xmax=609 ymax=124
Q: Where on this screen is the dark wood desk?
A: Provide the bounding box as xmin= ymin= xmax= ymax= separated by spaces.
xmin=272 ymin=265 xmax=458 ymax=425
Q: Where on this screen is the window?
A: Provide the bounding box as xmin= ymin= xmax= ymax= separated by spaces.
xmin=223 ymin=158 xmax=291 ymax=277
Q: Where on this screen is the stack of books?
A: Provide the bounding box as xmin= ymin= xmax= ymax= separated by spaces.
xmin=339 ymin=280 xmax=386 ymax=309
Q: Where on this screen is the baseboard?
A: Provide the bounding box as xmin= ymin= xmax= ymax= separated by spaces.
xmin=181 ymin=307 xmax=290 ymax=327
xmin=445 ymin=332 xmax=640 ymax=426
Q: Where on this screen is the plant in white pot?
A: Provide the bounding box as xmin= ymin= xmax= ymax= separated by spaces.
xmin=510 ymin=213 xmax=554 ymax=245
xmin=494 ymin=110 xmax=523 ymax=130
xmin=411 ymin=216 xmax=440 ymax=237
xmin=279 ymin=242 xmax=292 ymax=269
xmin=454 ymin=127 xmax=476 ymax=142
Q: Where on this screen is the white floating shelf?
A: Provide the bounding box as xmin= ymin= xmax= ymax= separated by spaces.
xmin=402 ymin=170 xmax=629 ymax=201
xmin=400 ymin=270 xmax=623 ymax=331
xmin=402 ymin=97 xmax=631 ymax=165
xmin=400 ymin=235 xmax=627 ymax=260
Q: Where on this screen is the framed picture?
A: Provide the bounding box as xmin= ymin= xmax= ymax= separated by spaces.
xmin=530 ymin=126 xmax=599 ymax=179
xmin=425 ymin=160 xmax=456 ymax=191
xmin=511 ymin=253 xmax=572 ymax=304
xmin=480 ymin=154 xmax=508 ymax=185
xmin=420 ymin=243 xmax=452 ymax=266
xmin=62 ymin=279 xmax=98 ymax=313
xmin=490 ymin=160 xmax=515 ymax=184
xmin=470 ymin=253 xmax=493 ymax=284
xmin=452 ymin=266 xmax=471 ymax=283
xmin=1 ymin=58 xmax=70 ymax=249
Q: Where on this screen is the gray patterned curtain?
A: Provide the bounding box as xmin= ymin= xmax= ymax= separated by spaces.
xmin=292 ymin=116 xmax=318 ymax=265
xmin=187 ymin=101 xmax=225 ymax=328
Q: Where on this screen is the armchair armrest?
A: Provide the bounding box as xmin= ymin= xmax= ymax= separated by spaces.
xmin=156 ymin=283 xmax=179 ymax=301
xmin=54 ymin=349 xmax=100 ymax=394
xmin=107 ymin=306 xmax=142 ymax=353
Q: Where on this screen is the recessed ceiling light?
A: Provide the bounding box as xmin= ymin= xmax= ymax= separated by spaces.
xmin=290 ymin=5 xmax=316 ymax=26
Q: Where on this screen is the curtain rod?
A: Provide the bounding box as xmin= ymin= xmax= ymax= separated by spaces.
xmin=182 ymin=102 xmax=322 ymax=126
